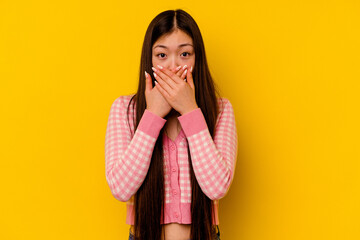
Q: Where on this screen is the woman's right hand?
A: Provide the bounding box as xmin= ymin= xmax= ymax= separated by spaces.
xmin=145 ymin=66 xmax=187 ymax=118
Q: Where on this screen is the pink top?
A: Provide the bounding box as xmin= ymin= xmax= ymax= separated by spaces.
xmin=105 ymin=94 xmax=238 ymax=225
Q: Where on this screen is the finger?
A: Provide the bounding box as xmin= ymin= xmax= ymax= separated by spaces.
xmin=181 ymin=66 xmax=188 ymax=80
xmin=156 ymin=65 xmax=184 ymax=85
xmin=186 ymin=65 xmax=195 ymax=88
xmin=180 ymin=65 xmax=189 ymax=82
xmin=152 ymin=66 xmax=177 ymax=90
xmin=175 ymin=66 xmax=187 ymax=81
xmin=154 ymin=79 xmax=171 ymax=100
xmin=175 ymin=65 xmax=184 ymax=75
xmin=152 ymin=70 xmax=174 ymax=96
xmin=174 ymin=65 xmax=182 ymax=76
xmin=145 ymin=71 xmax=152 ymax=93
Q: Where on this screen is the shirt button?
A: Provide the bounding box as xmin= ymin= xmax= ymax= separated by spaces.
xmin=175 ymin=212 xmax=178 ymax=218
xmin=172 ymin=168 xmax=176 ymax=172
xmin=170 ymin=145 xmax=175 ymax=151
xmin=173 ymin=190 xmax=177 ymax=195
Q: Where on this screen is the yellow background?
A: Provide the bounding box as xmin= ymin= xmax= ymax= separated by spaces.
xmin=1 ymin=0 xmax=359 ymax=239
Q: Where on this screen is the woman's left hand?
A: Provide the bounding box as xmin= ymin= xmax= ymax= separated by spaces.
xmin=152 ymin=65 xmax=198 ymax=115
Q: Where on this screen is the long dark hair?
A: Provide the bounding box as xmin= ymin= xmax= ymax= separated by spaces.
xmin=126 ymin=9 xmax=222 ymax=240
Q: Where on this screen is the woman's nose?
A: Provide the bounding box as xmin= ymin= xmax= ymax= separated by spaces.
xmin=168 ymin=59 xmax=180 ymax=71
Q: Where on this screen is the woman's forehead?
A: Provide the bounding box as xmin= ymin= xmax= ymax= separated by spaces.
xmin=153 ymin=30 xmax=193 ymax=48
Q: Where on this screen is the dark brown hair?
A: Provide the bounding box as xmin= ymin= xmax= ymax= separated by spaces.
xmin=126 ymin=9 xmax=222 ymax=240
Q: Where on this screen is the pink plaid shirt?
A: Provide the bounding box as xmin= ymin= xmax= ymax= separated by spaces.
xmin=105 ymin=94 xmax=238 ymax=225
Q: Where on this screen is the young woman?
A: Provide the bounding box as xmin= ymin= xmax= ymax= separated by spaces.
xmin=105 ymin=9 xmax=238 ymax=240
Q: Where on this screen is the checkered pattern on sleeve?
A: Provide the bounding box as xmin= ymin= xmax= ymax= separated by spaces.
xmin=186 ymin=98 xmax=238 ymax=200
xmin=105 ymin=96 xmax=159 ymax=202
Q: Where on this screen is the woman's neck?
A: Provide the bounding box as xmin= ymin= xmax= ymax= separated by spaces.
xmin=166 ymin=109 xmax=180 ymax=119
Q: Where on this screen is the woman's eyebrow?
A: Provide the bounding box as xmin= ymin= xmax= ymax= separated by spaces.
xmin=153 ymin=43 xmax=193 ymax=49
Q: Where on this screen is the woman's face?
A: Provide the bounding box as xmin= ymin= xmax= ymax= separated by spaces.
xmin=152 ymin=29 xmax=195 ymax=72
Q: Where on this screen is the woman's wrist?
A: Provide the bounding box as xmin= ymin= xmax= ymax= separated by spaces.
xmin=146 ymin=108 xmax=165 ymax=118
xmin=180 ymin=105 xmax=199 ymax=116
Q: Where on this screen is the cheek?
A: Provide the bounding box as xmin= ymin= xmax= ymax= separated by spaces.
xmin=190 ymin=55 xmax=195 ymax=64
xmin=182 ymin=56 xmax=195 ymax=66
xmin=189 ymin=58 xmax=195 ymax=68
xmin=152 ymin=55 xmax=163 ymax=67
xmin=152 ymin=57 xmax=157 ymax=67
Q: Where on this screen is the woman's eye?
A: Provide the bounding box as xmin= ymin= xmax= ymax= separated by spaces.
xmin=157 ymin=53 xmax=166 ymax=58
xmin=156 ymin=52 xmax=191 ymax=58
xmin=182 ymin=52 xmax=191 ymax=57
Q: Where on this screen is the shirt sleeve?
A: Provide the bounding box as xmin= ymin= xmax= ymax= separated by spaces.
xmin=177 ymin=98 xmax=238 ymax=200
xmin=105 ymin=96 xmax=167 ymax=202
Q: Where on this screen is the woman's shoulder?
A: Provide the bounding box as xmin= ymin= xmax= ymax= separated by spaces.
xmin=217 ymin=96 xmax=230 ymax=104
xmin=216 ymin=96 xmax=232 ymax=113
xmin=114 ymin=93 xmax=136 ymax=102
xmin=111 ymin=93 xmax=136 ymax=109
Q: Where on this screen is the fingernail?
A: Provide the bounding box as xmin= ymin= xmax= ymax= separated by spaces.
xmin=190 ymin=66 xmax=193 ymax=72
xmin=155 ymin=80 xmax=158 ymax=84
xmin=145 ymin=71 xmax=148 ymax=78
xmin=153 ymin=72 xmax=157 ymax=78
xmin=176 ymin=66 xmax=181 ymax=71
xmin=157 ymin=65 xmax=163 ymax=69
xmin=183 ymin=65 xmax=187 ymax=70
xmin=152 ymin=67 xmax=157 ymax=72
xmin=184 ymin=69 xmax=188 ymax=75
